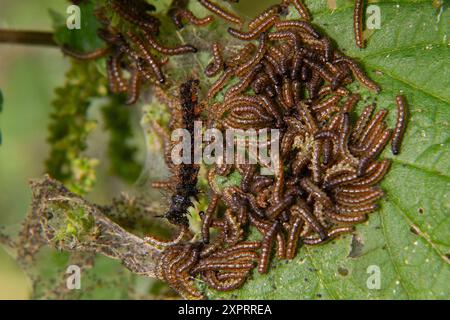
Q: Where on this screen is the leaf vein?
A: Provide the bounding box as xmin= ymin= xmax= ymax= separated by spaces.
xmin=363 ymin=61 xmax=449 ymax=104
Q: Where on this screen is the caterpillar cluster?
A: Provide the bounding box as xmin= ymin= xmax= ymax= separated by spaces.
xmin=62 ymin=0 xmax=211 ymax=105
xmin=145 ymin=0 xmax=408 ymax=299
xmin=169 ymin=0 xmax=215 ymax=29
xmin=63 ymin=0 xmax=370 ymax=107
xmin=60 ymin=0 xmax=409 ymax=299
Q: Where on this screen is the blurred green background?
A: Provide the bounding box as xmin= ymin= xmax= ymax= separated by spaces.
xmin=0 ymin=0 xmax=275 ymax=300
xmin=0 ymin=0 xmax=69 ymax=299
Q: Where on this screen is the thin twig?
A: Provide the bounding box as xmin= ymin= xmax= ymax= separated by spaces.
xmin=0 ymin=29 xmax=57 ymax=47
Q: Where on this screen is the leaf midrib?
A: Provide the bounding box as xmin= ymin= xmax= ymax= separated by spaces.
xmin=388 ymin=158 xmax=450 ymax=180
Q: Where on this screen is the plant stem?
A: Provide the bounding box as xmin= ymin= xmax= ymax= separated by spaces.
xmin=0 ymin=29 xmax=57 ymax=47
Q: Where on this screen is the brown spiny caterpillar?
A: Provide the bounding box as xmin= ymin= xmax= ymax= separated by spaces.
xmin=161 ymin=79 xmax=201 ymax=227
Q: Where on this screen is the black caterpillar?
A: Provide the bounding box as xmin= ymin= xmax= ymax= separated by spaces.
xmin=164 ymin=79 xmax=201 ymax=226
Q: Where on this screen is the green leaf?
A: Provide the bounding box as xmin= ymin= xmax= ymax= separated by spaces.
xmin=208 ymin=0 xmax=450 ymax=299
xmin=17 ymin=0 xmax=447 ymax=300
xmin=50 ymin=1 xmax=103 ymax=52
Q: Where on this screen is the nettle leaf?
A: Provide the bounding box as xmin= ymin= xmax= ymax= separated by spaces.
xmin=207 ymin=0 xmax=450 ymax=299
xmin=37 ymin=0 xmax=448 ymax=300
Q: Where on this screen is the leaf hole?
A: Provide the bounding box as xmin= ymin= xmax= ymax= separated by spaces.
xmin=337 ymin=267 xmax=349 ymax=277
